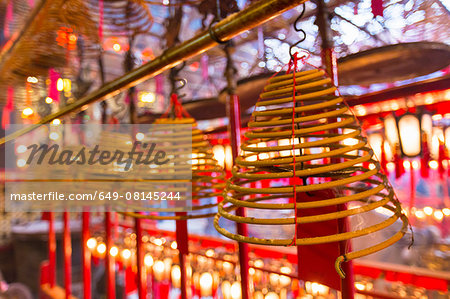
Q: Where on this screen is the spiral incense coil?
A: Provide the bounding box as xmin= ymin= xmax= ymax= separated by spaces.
xmin=214 ymin=68 xmax=409 ymax=277
xmin=119 ymin=116 xmax=226 ymax=220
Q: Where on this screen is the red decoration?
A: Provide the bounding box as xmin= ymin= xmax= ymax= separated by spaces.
xmin=371 ymin=0 xmax=384 ymax=17
xmin=394 ymin=149 xmax=405 ymax=179
xmin=296 ymin=189 xmax=342 ymax=291
xmin=420 ymin=135 xmax=430 ymax=178
xmin=56 ymin=27 xmax=77 ymax=51
xmin=438 ymin=141 xmax=446 ymax=178
xmin=48 ymin=68 xmax=60 ymax=103
xmin=2 ymin=86 xmax=14 ymax=129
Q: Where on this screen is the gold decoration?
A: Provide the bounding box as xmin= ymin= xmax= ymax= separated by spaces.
xmin=120 ymin=98 xmax=226 ymax=220
xmin=214 ymin=68 xmax=409 ymax=277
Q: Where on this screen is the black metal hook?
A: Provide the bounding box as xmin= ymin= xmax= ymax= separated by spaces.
xmin=209 ymin=19 xmax=228 ymax=44
xmin=289 ymin=3 xmax=307 ymax=60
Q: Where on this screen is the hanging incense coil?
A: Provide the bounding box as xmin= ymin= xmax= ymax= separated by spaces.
xmin=214 ymin=68 xmax=410 ymax=277
xmin=87 ymin=0 xmax=153 ymax=37
xmin=118 ymin=100 xmax=226 ymax=220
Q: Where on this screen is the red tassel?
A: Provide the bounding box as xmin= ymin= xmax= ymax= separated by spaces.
xmin=394 ymin=149 xmax=404 ymax=179
xmin=99 ymin=0 xmax=104 ymax=42
xmin=380 ymin=145 xmax=388 ymax=174
xmin=371 ymin=0 xmax=384 ymax=17
xmin=438 ymin=142 xmax=446 ymax=178
xmin=4 ymin=1 xmax=13 ymax=37
xmin=2 ymin=86 xmax=13 ymax=129
xmin=420 ymin=135 xmax=430 ymax=178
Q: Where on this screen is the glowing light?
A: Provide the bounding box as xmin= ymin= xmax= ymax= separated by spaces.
xmin=386 ymin=162 xmax=395 ymax=172
xmin=384 ymin=115 xmax=399 ymax=145
xmin=57 ymin=78 xmax=64 ymax=91
xmin=153 ymin=238 xmax=163 ymax=246
xmin=144 ymin=254 xmax=154 ymax=267
xmin=63 ymin=79 xmax=71 ymax=92
xmin=27 ymin=76 xmax=38 ymax=83
xmin=45 ymin=97 xmax=53 ymax=104
xmin=213 ymin=145 xmax=225 ymax=168
xmin=429 ymin=160 xmax=439 ymax=169
xmin=170 ymin=241 xmax=177 ymax=250
xmin=225 ymin=145 xmax=233 ymax=170
xmin=153 ymin=260 xmax=165 ymax=280
xmin=434 ymin=210 xmax=444 ymax=221
xmin=121 ymin=249 xmax=131 ymax=260
xmin=423 ymin=206 xmax=433 ymax=216
xmin=205 ymin=249 xmax=214 ymax=257
xmin=97 ymin=243 xmax=106 ymax=254
xmin=280 ymin=266 xmax=291 ymax=274
xmin=109 ymin=246 xmax=119 ymax=257
xmin=432 ymin=114 xmax=443 ymax=121
xmin=249 ymin=268 xmax=255 ymax=275
xmin=412 ymin=161 xmax=419 ymax=169
xmin=230 ymin=281 xmax=242 ymax=299
xmin=398 ymin=114 xmax=421 ymax=157
xmin=17 ymin=145 xmax=27 ymax=154
xmin=68 ymin=34 xmax=77 ymax=42
xmin=86 ymin=238 xmax=97 ymax=250
xmin=139 ymin=91 xmax=156 ymax=103
xmin=384 ymin=141 xmax=393 ymax=161
xmin=171 ymin=265 xmax=181 ymax=288
xmin=403 ymin=161 xmax=411 ymax=169
xmin=442 ymin=208 xmax=450 ymax=216
xmin=136 ymin=132 xmax=145 ymax=141
xmin=253 ymin=259 xmax=264 ymax=268
xmin=390 ymin=102 xmax=399 ymax=110
xmin=355 ymin=282 xmax=366 ymax=291
xmin=279 ymin=275 xmax=291 ymax=287
xmin=113 ymin=43 xmax=121 ymax=52
xmin=199 ymin=272 xmax=213 ymax=296
xmin=311 ymin=282 xmax=328 ymax=296
xmin=354 ymin=105 xmax=366 ymax=116
xmin=17 ymin=159 xmax=26 ymax=168
xmin=222 ymin=281 xmax=231 ymax=299
xmin=368 ymin=133 xmax=383 ymax=160
xmin=415 ymin=210 xmax=426 ymax=219
xmin=265 ymin=292 xmax=279 ymax=299
xmin=22 ymin=107 xmax=34 ymax=117
xmin=49 ymin=132 xmax=60 ymax=141
xmin=52 ymin=119 xmax=61 ymax=125
xmin=269 ymin=273 xmax=279 ymax=286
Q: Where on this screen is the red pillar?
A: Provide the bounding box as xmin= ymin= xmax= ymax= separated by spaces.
xmin=63 ymin=212 xmax=72 ymax=299
xmin=105 ymin=211 xmax=116 ymax=299
xmin=48 ymin=212 xmax=56 ymax=288
xmin=175 ymin=212 xmax=189 ymax=299
xmin=227 ymin=94 xmax=250 ymax=299
xmin=135 ymin=218 xmax=147 ymax=299
xmin=82 ymin=211 xmax=91 ymax=299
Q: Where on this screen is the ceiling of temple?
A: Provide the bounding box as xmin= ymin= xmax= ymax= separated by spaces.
xmin=0 ymin=0 xmax=449 ymax=122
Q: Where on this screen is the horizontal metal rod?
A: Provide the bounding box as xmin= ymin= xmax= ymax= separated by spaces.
xmin=1 ymin=0 xmax=307 ymax=145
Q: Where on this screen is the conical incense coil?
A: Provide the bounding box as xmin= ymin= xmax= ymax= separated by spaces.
xmin=120 ymin=117 xmax=226 ymax=220
xmin=214 ymin=68 xmax=409 ymax=277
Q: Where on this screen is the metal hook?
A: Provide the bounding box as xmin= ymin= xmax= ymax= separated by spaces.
xmin=289 ymin=3 xmax=307 ymax=60
xmin=209 ymin=19 xmax=228 ymax=44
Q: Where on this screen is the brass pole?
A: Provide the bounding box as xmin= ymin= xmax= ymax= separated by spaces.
xmin=1 ymin=0 xmax=308 ymax=145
